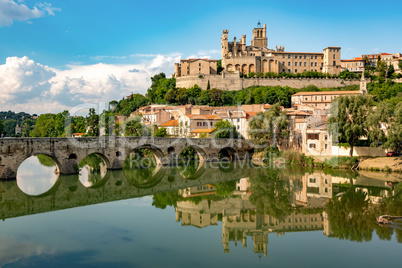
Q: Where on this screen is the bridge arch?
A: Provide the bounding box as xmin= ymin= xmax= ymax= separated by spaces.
xmin=218 ymin=147 xmax=238 ymax=161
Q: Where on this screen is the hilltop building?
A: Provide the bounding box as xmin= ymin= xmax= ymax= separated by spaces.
xmin=174 ymin=23 xmax=355 ymax=90
xmin=221 ymin=22 xmax=341 ymax=76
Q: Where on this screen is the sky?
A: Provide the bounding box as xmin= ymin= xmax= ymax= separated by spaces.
xmin=0 ymin=0 xmax=401 ymax=115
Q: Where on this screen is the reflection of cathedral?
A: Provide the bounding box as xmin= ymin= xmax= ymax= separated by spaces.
xmin=174 ymin=172 xmax=400 ymax=257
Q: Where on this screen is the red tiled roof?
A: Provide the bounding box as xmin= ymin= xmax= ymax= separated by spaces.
xmin=184 ymin=114 xmax=222 ymax=120
xmin=292 ymin=90 xmax=361 ymax=96
xmin=159 ymin=120 xmax=178 ymax=127
xmin=190 ymin=128 xmax=215 ymax=133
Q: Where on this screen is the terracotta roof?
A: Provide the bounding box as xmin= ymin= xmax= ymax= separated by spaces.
xmin=341 ymin=58 xmax=363 ymax=62
xmin=159 ymin=120 xmax=178 ymax=127
xmin=287 ymin=111 xmax=312 ymax=116
xmin=292 ymin=90 xmax=361 ymax=96
xmin=264 ymin=104 xmax=272 ymax=108
xmin=381 ymin=53 xmax=392 ymax=55
xmin=184 ymin=114 xmax=222 ymax=120
xmin=181 ymin=58 xmax=218 ymax=62
xmin=190 ymin=128 xmax=215 ymax=133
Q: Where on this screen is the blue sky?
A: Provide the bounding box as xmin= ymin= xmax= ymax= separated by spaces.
xmin=0 ymin=0 xmax=401 ymax=114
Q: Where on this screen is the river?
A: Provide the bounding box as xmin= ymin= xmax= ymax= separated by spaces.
xmin=0 ymin=155 xmax=401 ymax=267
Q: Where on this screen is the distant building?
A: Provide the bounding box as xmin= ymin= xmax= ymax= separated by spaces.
xmin=175 ymin=58 xmax=218 ymax=77
xmin=221 ymin=23 xmax=341 ymax=76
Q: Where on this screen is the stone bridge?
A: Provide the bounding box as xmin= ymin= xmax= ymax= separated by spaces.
xmin=0 ymin=137 xmax=256 ymax=179
xmin=0 ymin=164 xmax=262 ymax=221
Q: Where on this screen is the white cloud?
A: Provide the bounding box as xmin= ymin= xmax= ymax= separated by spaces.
xmin=0 ymin=54 xmax=181 ymax=114
xmin=0 ymin=0 xmax=60 ymax=26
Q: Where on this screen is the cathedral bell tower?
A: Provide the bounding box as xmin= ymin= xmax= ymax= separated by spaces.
xmin=251 ymin=21 xmax=268 ymax=48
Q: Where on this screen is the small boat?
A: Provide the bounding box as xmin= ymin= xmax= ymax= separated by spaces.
xmin=377 ymin=215 xmax=402 ymax=224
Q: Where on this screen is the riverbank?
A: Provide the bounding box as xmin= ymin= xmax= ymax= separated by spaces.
xmin=358 ymin=157 xmax=402 ymax=172
xmin=253 ymin=149 xmax=402 ymax=173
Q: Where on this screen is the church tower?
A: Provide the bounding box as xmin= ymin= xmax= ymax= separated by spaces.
xmin=251 ymin=22 xmax=267 ymax=48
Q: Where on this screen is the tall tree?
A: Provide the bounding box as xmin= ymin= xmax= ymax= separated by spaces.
xmin=86 ymin=108 xmax=99 ymax=136
xmin=327 ymin=95 xmax=374 ymax=157
xmin=248 ymin=104 xmax=289 ymax=148
xmin=367 ymin=102 xmax=402 ymax=152
xmin=213 ymin=120 xmax=240 ymax=139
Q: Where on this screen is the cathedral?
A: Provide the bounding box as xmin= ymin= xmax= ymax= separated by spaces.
xmin=221 ymin=22 xmax=341 ymax=75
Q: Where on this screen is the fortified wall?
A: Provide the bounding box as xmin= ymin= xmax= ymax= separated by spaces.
xmin=176 ymin=73 xmax=360 ymax=91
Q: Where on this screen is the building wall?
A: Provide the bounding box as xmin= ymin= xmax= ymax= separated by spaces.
xmin=331 ymin=146 xmax=388 ymax=157
xmin=176 ymin=74 xmax=360 ymax=91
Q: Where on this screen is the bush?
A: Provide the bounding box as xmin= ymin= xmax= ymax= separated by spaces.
xmin=248 ymin=72 xmax=255 ymax=78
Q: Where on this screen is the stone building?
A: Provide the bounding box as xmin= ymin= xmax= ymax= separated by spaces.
xmin=221 ymin=22 xmax=342 ymax=76
xmin=174 ymin=58 xmax=217 ymax=77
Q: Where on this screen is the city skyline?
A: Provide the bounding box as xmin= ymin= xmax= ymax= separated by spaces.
xmin=0 ymin=0 xmax=401 ymax=114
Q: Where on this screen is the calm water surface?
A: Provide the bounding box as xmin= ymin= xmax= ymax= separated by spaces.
xmin=1 ymin=155 xmax=401 ymax=267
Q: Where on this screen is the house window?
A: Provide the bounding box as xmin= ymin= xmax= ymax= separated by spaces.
xmin=325 ymin=144 xmax=328 ymax=149
xmin=315 ymin=56 xmax=317 ymax=59
xmin=295 ymin=69 xmax=297 ymax=73
xmin=288 ymin=62 xmax=290 ymax=66
xmin=210 ymin=122 xmax=213 ymax=126
xmin=304 ymin=55 xmax=306 ymax=59
xmin=237 ymin=118 xmax=240 ymax=122
xmin=309 ymin=144 xmax=316 ymax=148
xmin=295 ymin=62 xmax=298 ymax=66
xmin=309 ymin=178 xmax=316 ymax=183
xmin=315 ymin=62 xmax=317 ymax=66
xmin=288 ymin=55 xmax=291 ymax=59
xmin=237 ymin=125 xmax=240 ymax=130
xmin=311 ymin=62 xmax=313 ymax=67
xmin=203 ymin=122 xmax=207 ymax=126
xmin=304 ymin=62 xmax=306 ymax=67
xmin=282 ymin=62 xmax=285 ymax=65
xmin=325 ymin=135 xmax=328 ymax=140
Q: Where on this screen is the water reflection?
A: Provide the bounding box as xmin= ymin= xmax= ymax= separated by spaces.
xmin=16 ymin=155 xmax=58 ymax=196
xmin=78 ymin=153 xmax=107 ymax=187
xmin=160 ymin=168 xmax=402 ymax=257
xmin=6 ymin=161 xmax=402 ymax=260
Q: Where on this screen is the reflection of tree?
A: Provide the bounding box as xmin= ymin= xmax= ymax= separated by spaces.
xmin=213 ymin=181 xmax=236 ymax=198
xmin=249 ymin=169 xmax=292 ymax=219
xmin=79 ymin=154 xmax=104 ymax=171
xmin=123 ymin=150 xmax=157 ymax=185
xmin=37 ymin=154 xmax=56 ymax=167
xmin=79 ymin=153 xmax=106 ymax=185
xmin=177 ymin=163 xmax=198 ymax=179
xmin=325 ymin=189 xmax=374 ymax=242
xmin=152 ymin=191 xmax=180 ymax=209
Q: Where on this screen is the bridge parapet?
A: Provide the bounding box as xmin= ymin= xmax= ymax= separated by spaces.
xmin=0 ymin=137 xmax=256 ymax=179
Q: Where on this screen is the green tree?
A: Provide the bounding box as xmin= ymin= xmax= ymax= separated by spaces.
xmin=124 ymin=116 xmax=147 ymax=137
xmin=248 ymin=103 xmax=290 ymax=147
xmin=387 ymin=64 xmax=395 ymax=78
xmin=115 ymin=94 xmax=148 ymax=117
xmin=209 ymin=88 xmax=224 ymax=106
xmin=154 ymin=127 xmax=169 ymax=137
xmin=367 ymin=102 xmax=402 ymax=152
xmin=217 ymin=59 xmax=223 ymax=74
xmin=399 ymin=60 xmax=402 ymax=71
xmin=86 ymin=108 xmax=99 ymax=136
xmin=212 ymin=120 xmax=240 ymax=139
xmin=327 ymin=95 xmax=374 ymax=157
xmin=0 ymin=119 xmax=3 ymax=135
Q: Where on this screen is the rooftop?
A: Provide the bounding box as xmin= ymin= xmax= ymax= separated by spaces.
xmin=292 ymin=90 xmax=361 ymax=96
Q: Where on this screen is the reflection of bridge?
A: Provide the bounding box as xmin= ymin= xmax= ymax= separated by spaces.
xmin=0 ymin=137 xmax=255 ymax=179
xmin=0 ymin=164 xmax=258 ymax=221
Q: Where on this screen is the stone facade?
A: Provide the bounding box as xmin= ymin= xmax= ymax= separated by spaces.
xmin=175 ymin=58 xmax=217 ymax=77
xmin=221 ymin=24 xmax=341 ymax=76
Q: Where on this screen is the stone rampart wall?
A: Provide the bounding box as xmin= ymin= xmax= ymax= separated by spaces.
xmin=176 ymin=74 xmax=360 ymax=91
